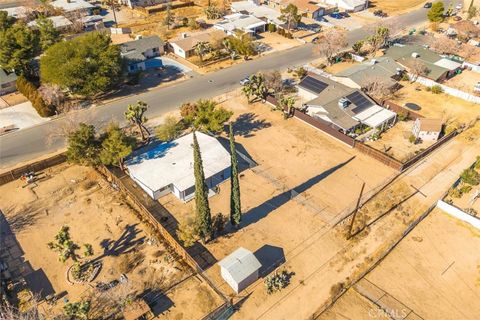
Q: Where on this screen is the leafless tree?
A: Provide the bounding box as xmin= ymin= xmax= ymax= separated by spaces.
xmin=408 ymin=59 xmax=430 ymax=82
xmin=315 ymin=28 xmax=347 ymax=65
xmin=362 ymin=77 xmax=397 ymax=102
xmin=0 ymin=296 xmax=41 ymax=320
xmin=427 ymin=35 xmax=459 ymax=55
xmin=263 ymin=70 xmax=284 ymax=96
xmin=39 ymin=84 xmax=66 ymax=109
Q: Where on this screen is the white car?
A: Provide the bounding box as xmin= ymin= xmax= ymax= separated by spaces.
xmin=240 ymin=77 xmax=250 ymax=85
xmin=456 ymin=3 xmax=462 ymax=9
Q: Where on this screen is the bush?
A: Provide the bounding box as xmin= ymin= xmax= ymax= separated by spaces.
xmin=397 ymin=112 xmax=409 ymax=121
xmin=264 ymin=270 xmax=292 ymax=294
xmin=408 ymin=134 xmax=417 ymax=144
xmin=285 ymin=32 xmax=293 ymax=39
xmin=267 ymin=23 xmax=276 ymax=32
xmin=16 ymin=76 xmax=56 ymax=117
xmin=430 ymin=85 xmax=443 ymax=94
xmin=277 ymin=28 xmax=286 ymax=36
xmin=460 ymin=168 xmax=480 ymax=185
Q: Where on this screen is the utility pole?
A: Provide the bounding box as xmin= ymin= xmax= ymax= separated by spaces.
xmin=348 ymin=182 xmax=365 ymax=239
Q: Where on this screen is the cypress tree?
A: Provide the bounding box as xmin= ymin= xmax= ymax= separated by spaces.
xmin=193 ymin=132 xmax=213 ymax=241
xmin=229 ymin=123 xmax=242 ymax=227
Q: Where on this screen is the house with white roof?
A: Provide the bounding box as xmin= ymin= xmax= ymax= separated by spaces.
xmin=28 ymin=16 xmax=73 ymax=30
xmin=214 ymin=13 xmax=267 ymax=35
xmin=2 ymin=6 xmax=28 ymax=19
xmin=50 ymin=0 xmax=95 ymax=15
xmin=125 ymin=132 xmax=231 ymax=202
xmin=321 ymin=0 xmax=367 ymax=12
xmin=218 ymin=247 xmax=262 ymax=293
xmin=230 ymin=0 xmax=284 ymax=27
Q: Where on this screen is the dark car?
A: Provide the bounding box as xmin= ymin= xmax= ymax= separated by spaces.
xmin=424 ymin=2 xmax=432 ymax=8
xmin=373 ymin=10 xmax=388 ymax=17
xmin=329 ymin=12 xmax=343 ymax=19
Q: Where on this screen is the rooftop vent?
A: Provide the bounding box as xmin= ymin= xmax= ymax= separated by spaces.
xmin=412 ymin=52 xmax=420 ymax=58
xmin=338 ymin=97 xmax=350 ymax=109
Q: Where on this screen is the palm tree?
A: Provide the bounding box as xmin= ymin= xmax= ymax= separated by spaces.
xmin=125 ymin=101 xmax=149 ymax=141
xmin=193 ymin=41 xmax=211 ymax=62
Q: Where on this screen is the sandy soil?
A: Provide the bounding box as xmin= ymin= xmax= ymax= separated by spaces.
xmin=0 ymin=163 xmax=222 ymax=319
xmin=365 ymin=209 xmax=480 ymax=319
xmin=365 ymin=120 xmax=435 ymax=162
xmin=393 ymin=82 xmax=480 ymax=127
xmin=324 ymin=61 xmax=359 ymax=74
xmin=444 ymin=69 xmax=480 ymax=94
xmin=368 ymin=0 xmax=426 ymax=14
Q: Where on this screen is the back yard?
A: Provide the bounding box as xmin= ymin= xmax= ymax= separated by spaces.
xmin=0 ymin=164 xmax=223 ymax=319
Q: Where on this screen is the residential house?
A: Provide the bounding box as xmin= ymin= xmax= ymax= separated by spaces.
xmin=125 ymin=132 xmax=231 ymax=202
xmin=384 ymin=44 xmax=463 ymax=82
xmin=119 ymin=35 xmax=164 ymax=73
xmin=2 ymin=6 xmax=28 ymax=19
xmin=412 ymin=118 xmax=443 ymax=141
xmin=27 ymin=16 xmax=73 ymax=31
xmin=320 ymin=0 xmax=367 ymax=12
xmin=50 ymin=0 xmax=95 ymax=15
xmin=266 ymin=0 xmax=328 ymax=20
xmin=218 ymin=247 xmax=262 ymax=294
xmin=169 ymin=29 xmax=226 ymax=59
xmin=214 ymin=13 xmax=267 ymax=35
xmin=334 ymin=56 xmax=404 ymax=89
xmin=298 ymin=73 xmax=397 ymax=133
xmin=79 ymin=15 xmax=104 ymax=30
xmin=0 ymin=69 xmax=17 ymax=95
xmin=119 ymin=0 xmax=167 ymax=9
xmin=231 ymin=0 xmax=284 ymax=26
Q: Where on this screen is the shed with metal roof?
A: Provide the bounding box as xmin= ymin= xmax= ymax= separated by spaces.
xmin=218 ymin=247 xmax=261 ymax=293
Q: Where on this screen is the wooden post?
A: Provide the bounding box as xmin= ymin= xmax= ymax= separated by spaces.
xmin=348 ymin=182 xmax=365 ymax=239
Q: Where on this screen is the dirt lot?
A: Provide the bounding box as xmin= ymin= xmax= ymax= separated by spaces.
xmin=0 ymin=164 xmax=223 ymax=319
xmin=392 ymin=82 xmax=480 ymax=128
xmin=161 ymin=94 xmax=397 ymax=316
xmin=368 ymin=0 xmax=426 ymax=14
xmin=444 ymin=69 xmax=480 ymax=94
xmin=364 ymin=208 xmax=480 ymax=319
xmin=365 ymin=120 xmax=435 ymax=162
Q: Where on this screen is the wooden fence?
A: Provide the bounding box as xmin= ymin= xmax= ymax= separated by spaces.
xmin=382 ymin=100 xmax=424 ymax=120
xmin=0 ymin=153 xmax=67 ymax=186
xmin=353 ymin=142 xmax=404 ymax=171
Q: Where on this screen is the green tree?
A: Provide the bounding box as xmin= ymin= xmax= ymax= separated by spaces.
xmin=193 ymin=41 xmax=211 ymax=62
xmin=366 ymin=26 xmax=390 ymax=53
xmin=352 ymin=40 xmax=364 ymax=54
xmin=0 ymin=21 xmax=38 ymax=74
xmin=40 ymin=32 xmax=122 ymax=96
xmin=229 ymin=123 xmax=241 ymax=227
xmin=193 ymin=132 xmax=213 ymax=242
xmin=427 ymin=1 xmax=444 ymax=22
xmin=280 ymin=95 xmax=296 ymax=117
xmin=224 ymin=32 xmax=256 ymax=60
xmin=0 ymin=11 xmax=16 ymax=32
xmin=47 ymin=225 xmax=79 ymax=263
xmin=66 ymin=123 xmax=100 ymax=166
xmin=242 ymin=73 xmax=268 ymax=103
xmin=37 ymin=16 xmax=60 ymax=50
xmin=468 ymin=5 xmax=477 ymax=18
xmin=99 ymin=123 xmax=135 ymax=169
xmin=279 ymin=4 xmax=302 ymax=32
xmin=155 ymin=115 xmax=182 ymax=141
xmin=125 ymin=101 xmax=149 ymax=141
xmin=63 ymin=301 xmax=90 ymax=319
xmin=180 ymin=99 xmax=232 ymax=133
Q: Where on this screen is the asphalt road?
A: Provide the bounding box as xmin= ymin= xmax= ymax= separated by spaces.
xmin=0 ymin=6 xmax=434 ymax=168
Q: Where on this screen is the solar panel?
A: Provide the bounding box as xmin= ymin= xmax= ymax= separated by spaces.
xmin=347 ymin=91 xmax=373 ymax=114
xmin=299 ymin=76 xmax=328 ymax=94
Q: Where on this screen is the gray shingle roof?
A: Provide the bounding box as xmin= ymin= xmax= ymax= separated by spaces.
xmin=120 ymin=36 xmax=164 ymax=63
xmin=0 ymin=69 xmax=17 ymax=85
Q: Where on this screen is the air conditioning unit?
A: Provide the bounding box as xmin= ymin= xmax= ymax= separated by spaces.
xmin=338 ymin=97 xmax=349 ymax=108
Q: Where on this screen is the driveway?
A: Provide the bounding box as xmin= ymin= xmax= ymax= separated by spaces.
xmin=0 ymin=102 xmax=50 ymax=131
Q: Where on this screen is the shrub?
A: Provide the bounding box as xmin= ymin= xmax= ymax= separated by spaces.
xmin=397 ymin=112 xmax=409 ymax=121
xmin=277 ymin=28 xmax=286 ymax=36
xmin=459 ymin=185 xmax=472 ymax=194
xmin=460 ymin=168 xmax=480 ymax=185
xmin=408 ymin=134 xmax=417 ymax=144
xmin=285 ymin=32 xmax=293 ymax=39
xmin=268 ymin=23 xmax=276 ymax=32
xmin=431 ymin=85 xmax=443 ymax=94
xmin=264 ymin=270 xmax=292 ymax=294
xmin=16 ymin=76 xmax=56 ymax=117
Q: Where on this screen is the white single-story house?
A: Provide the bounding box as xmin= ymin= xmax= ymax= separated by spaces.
xmin=50 ymin=0 xmax=95 ymax=15
xmin=27 ymin=16 xmax=73 ymax=30
xmin=120 ymin=35 xmax=165 ymax=73
xmin=231 ymin=0 xmax=284 ymax=26
xmin=321 ymin=0 xmax=367 ymax=12
xmin=125 ymin=132 xmax=231 ymax=202
xmin=214 ymin=13 xmax=267 ymax=36
xmin=412 ymin=118 xmax=443 ymax=141
xmin=218 ymin=247 xmax=262 ymax=294
xmin=299 ymin=74 xmax=397 ymax=133
xmin=79 ymin=15 xmax=104 ymax=30
xmin=2 ymin=6 xmax=28 ymax=19
xmin=169 ymin=29 xmax=226 ymax=59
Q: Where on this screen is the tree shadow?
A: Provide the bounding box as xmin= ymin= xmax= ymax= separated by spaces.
xmin=95 ymin=224 xmax=145 ymax=261
xmin=231 ymin=113 xmax=272 ymax=138
xmin=241 ymin=156 xmax=355 ymax=228
xmin=216 ymin=136 xmax=257 ymax=173
xmin=254 ymin=245 xmax=285 ymax=277
xmin=142 ymin=287 xmax=174 ymax=317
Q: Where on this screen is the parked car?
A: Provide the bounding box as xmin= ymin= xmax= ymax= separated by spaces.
xmin=340 ymin=12 xmax=350 ymax=18
xmin=329 ymin=12 xmax=343 ymax=19
xmin=424 ymin=2 xmax=432 ymax=8
xmin=456 ymin=3 xmax=463 ymax=10
xmin=240 ymin=77 xmax=250 ymax=85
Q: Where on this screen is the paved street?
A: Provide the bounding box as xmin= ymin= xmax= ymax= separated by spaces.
xmin=0 ymin=6 xmax=433 ymax=169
